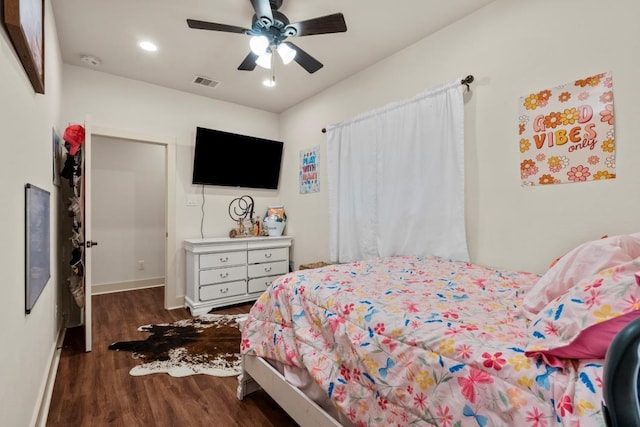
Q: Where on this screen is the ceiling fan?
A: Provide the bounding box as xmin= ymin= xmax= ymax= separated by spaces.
xmin=187 ymin=0 xmax=347 ymax=74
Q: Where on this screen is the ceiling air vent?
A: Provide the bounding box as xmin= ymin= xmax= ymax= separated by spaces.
xmin=193 ymin=76 xmax=220 ymax=88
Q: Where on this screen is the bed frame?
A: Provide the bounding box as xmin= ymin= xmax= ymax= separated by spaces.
xmin=236 ymin=317 xmax=341 ymax=427
xmin=237 ymin=355 xmax=341 ymax=426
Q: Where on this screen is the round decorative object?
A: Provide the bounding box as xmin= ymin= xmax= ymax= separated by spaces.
xmin=228 ymin=195 xmax=254 ymax=222
xmin=264 ymin=214 xmax=285 ymax=236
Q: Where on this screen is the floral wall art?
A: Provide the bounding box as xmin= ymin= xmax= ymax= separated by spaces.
xmin=519 ymin=72 xmax=615 ymax=186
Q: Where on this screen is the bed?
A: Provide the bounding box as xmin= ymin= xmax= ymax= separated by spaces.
xmin=237 ymin=235 xmax=640 ymax=426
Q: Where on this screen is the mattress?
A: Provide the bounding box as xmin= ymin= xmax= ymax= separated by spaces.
xmin=241 ymin=255 xmax=606 ymax=426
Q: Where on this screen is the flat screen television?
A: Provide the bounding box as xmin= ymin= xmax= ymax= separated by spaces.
xmin=192 ymin=127 xmax=284 ymax=189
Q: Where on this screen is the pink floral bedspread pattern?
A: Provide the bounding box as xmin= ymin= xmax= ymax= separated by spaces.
xmin=241 ymin=256 xmax=606 ymax=426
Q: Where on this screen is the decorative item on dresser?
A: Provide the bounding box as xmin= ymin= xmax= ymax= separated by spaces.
xmin=184 ymin=236 xmax=293 ymax=315
xmin=263 ymin=205 xmax=287 ymax=237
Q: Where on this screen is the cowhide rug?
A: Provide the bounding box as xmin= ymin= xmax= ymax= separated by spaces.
xmin=108 ymin=313 xmax=245 ymax=377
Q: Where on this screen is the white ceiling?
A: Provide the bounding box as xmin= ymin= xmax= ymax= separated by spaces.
xmin=51 ymin=0 xmax=495 ymax=113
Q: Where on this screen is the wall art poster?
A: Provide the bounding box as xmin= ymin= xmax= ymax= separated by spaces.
xmin=25 ymin=183 xmax=50 ymax=313
xmin=4 ymin=0 xmax=45 ymax=93
xmin=519 ymin=72 xmax=615 ymax=186
xmin=300 ymin=146 xmax=320 ymax=193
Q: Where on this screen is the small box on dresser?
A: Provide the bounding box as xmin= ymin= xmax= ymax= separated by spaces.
xmin=184 ymin=236 xmax=292 ymax=315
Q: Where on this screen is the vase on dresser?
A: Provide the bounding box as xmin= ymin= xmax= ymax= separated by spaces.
xmin=263 ymin=205 xmax=287 ymax=237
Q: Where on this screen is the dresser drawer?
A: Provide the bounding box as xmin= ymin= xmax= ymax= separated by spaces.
xmin=200 ymin=280 xmax=246 ymax=301
xmin=200 ymin=251 xmax=246 ymax=269
xmin=200 ymin=265 xmax=246 ymax=285
xmin=248 ymin=247 xmax=288 ymax=264
xmin=248 ymin=275 xmax=284 ymax=294
xmin=247 ymin=260 xmax=288 ymax=279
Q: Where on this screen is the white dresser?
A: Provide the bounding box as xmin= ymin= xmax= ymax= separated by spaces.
xmin=184 ymin=236 xmax=293 ymax=315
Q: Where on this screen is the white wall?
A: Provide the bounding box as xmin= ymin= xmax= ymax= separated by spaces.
xmin=280 ymin=0 xmax=640 ymax=274
xmin=91 ymin=136 xmax=165 ymax=290
xmin=0 ymin=1 xmax=64 ymax=426
xmin=59 ymin=1 xmax=640 ymax=279
xmin=60 ymin=66 xmax=284 ymax=303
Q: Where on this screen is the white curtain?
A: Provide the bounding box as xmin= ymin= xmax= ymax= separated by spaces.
xmin=327 ymin=79 xmax=468 ymax=263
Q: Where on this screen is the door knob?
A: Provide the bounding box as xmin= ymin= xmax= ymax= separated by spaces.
xmin=86 ymin=240 xmax=99 ymax=248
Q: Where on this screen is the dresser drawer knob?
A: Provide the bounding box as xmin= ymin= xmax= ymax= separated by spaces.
xmin=220 ymin=288 xmax=229 ymax=294
xmin=220 ymin=272 xmax=229 ymax=278
xmin=220 ymin=256 xmax=229 ymax=262
xmin=264 ymin=266 xmax=272 ymax=272
xmin=264 ymin=253 xmax=272 ymax=258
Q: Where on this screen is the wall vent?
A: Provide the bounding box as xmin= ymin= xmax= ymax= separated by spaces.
xmin=193 ymin=76 xmax=220 ymax=88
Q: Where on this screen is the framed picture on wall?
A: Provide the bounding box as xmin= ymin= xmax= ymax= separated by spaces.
xmin=299 ymin=146 xmax=320 ymax=194
xmin=4 ymin=0 xmax=45 ymax=94
xmin=52 ymin=128 xmax=61 ymax=186
xmin=25 ymin=183 xmax=50 ymax=313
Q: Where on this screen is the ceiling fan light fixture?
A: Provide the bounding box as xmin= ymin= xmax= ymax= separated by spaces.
xmin=255 ymin=53 xmax=272 ymax=69
xmin=249 ymin=35 xmax=269 ymax=55
xmin=262 ymin=76 xmax=276 ymax=87
xmin=187 ymin=4 xmax=347 ymax=74
xmin=277 ymin=43 xmax=296 ymax=65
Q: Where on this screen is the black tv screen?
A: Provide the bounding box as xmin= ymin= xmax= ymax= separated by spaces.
xmin=192 ymin=127 xmax=284 ymax=189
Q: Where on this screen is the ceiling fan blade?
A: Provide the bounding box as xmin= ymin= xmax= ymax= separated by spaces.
xmin=250 ymin=0 xmax=274 ymax=25
xmin=284 ymin=13 xmax=347 ymax=37
xmin=284 ymin=42 xmax=323 ymax=74
xmin=238 ymin=52 xmax=259 ymax=71
xmin=187 ymin=19 xmax=249 ymax=34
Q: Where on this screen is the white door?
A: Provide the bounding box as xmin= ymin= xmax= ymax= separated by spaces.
xmin=83 ymin=116 xmax=93 ymax=352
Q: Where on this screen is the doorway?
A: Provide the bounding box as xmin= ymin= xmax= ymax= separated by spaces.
xmin=91 ymin=135 xmax=166 ymax=295
xmin=88 ymin=125 xmax=178 ymax=314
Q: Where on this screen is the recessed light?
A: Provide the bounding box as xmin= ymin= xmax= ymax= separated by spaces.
xmin=138 ymin=41 xmax=158 ymax=52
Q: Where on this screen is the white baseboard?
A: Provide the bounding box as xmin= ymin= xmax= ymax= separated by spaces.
xmin=91 ymin=277 xmax=164 ymax=295
xmin=33 ymin=323 xmax=66 ymax=427
xmin=166 ymin=297 xmax=186 ymax=311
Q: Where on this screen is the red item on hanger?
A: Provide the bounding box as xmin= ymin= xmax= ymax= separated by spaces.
xmin=63 ymin=124 xmax=85 ymax=155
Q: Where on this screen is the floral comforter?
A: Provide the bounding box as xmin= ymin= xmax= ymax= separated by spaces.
xmin=241 ymin=256 xmax=606 ymax=426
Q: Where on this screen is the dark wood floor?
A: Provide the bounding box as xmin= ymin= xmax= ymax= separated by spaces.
xmin=47 ymin=287 xmax=298 ymax=427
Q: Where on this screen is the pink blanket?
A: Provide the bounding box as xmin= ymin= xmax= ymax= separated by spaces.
xmin=242 ymin=256 xmax=606 ymax=426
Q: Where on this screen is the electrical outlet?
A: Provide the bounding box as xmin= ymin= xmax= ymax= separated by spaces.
xmin=137 ymin=260 xmax=145 ymax=270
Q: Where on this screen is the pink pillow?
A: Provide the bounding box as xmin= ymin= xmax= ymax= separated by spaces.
xmin=527 ymin=311 xmax=640 ymax=368
xmin=522 ymin=234 xmax=640 ymax=320
xmin=524 ymin=260 xmax=640 ymax=368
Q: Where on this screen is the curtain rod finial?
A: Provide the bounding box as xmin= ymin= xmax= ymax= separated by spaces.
xmin=461 ymin=75 xmax=474 ymax=91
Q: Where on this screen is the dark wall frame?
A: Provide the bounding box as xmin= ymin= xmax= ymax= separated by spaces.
xmin=4 ymin=0 xmax=45 ymax=94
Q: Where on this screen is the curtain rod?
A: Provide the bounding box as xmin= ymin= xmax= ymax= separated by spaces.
xmin=321 ymin=75 xmax=474 ymax=134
